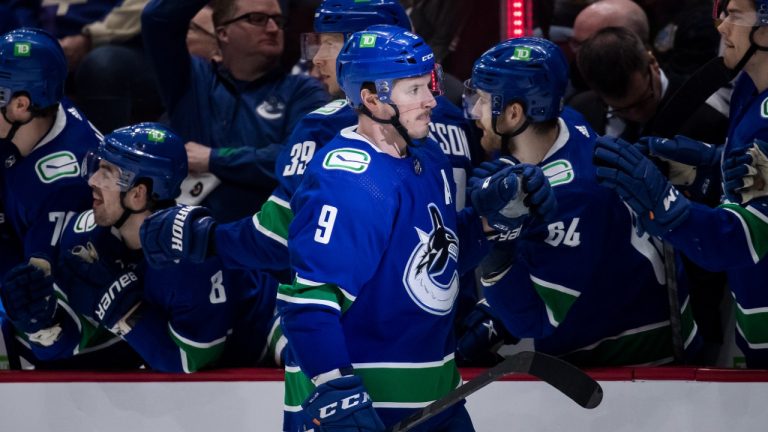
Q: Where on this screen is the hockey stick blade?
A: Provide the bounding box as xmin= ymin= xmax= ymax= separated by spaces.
xmin=388 ymin=351 xmax=602 ymax=432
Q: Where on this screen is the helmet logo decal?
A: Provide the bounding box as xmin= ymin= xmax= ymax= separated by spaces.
xmin=511 ymin=46 xmax=532 ymax=61
xmin=13 ymin=43 xmax=31 ymax=57
xmin=322 ymin=147 xmax=371 ymax=173
xmin=402 ymin=203 xmax=459 ymax=316
xmin=148 ymin=130 xmax=166 ymax=143
xmin=35 ymin=151 xmax=80 ymax=183
xmin=359 ymin=34 xmax=377 ymax=47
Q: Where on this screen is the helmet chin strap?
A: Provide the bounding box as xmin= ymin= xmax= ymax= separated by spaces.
xmin=733 ymin=26 xmax=768 ymax=72
xmin=113 ymin=191 xmax=148 ymax=229
xmin=360 ymin=103 xmax=413 ymax=151
xmin=0 ymin=106 xmax=33 ymax=142
xmin=492 ymin=115 xmax=529 ymax=156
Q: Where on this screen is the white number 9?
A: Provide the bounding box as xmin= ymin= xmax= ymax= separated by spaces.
xmin=314 ymin=205 xmax=338 ymax=244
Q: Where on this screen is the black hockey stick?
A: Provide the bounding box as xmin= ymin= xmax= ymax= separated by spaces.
xmin=387 ymin=351 xmax=603 ymax=432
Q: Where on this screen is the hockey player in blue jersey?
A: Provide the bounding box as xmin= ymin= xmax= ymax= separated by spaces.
xmin=0 ymin=28 xmax=103 ymax=365
xmin=463 ymin=37 xmax=701 ymax=367
xmin=274 ymin=26 xmax=555 ymax=432
xmin=594 ymin=0 xmax=768 ymax=367
xmin=141 ymin=0 xmax=329 ymax=222
xmin=54 ymin=123 xmax=282 ymax=372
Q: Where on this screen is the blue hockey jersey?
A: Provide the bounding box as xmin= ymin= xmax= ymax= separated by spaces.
xmin=663 ymin=73 xmax=768 ymax=367
xmin=277 ymin=127 xmax=488 ymax=430
xmin=57 ymin=210 xmax=280 ymax=372
xmin=1 ymin=99 xmax=101 ymax=265
xmin=483 ymin=108 xmax=700 ymax=367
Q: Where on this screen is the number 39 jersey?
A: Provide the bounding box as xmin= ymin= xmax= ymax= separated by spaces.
xmin=1 ymin=99 xmax=100 ymax=266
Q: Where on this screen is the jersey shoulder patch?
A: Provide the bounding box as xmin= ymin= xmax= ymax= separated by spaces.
xmin=72 ymin=210 xmax=97 ymax=233
xmin=322 ymin=147 xmax=371 ymax=174
xmin=312 ymin=99 xmax=349 ymax=116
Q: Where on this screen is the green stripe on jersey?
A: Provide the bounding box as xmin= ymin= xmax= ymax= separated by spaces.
xmin=278 ymin=280 xmax=354 ymax=313
xmin=169 ymin=325 xmax=227 ymax=373
xmin=721 ymin=203 xmax=768 ymax=262
xmin=530 ymin=276 xmax=580 ymax=327
xmin=253 ymin=196 xmax=293 ymax=245
xmin=734 ymin=298 xmax=768 ymax=348
xmin=284 ymin=358 xmax=461 ymax=408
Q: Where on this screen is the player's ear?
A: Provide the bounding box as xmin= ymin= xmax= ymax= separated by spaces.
xmin=501 ymin=102 xmax=526 ymax=133
xmin=361 ymin=88 xmax=380 ymax=113
xmin=9 ymin=94 xmax=30 ymax=114
xmin=125 ymin=183 xmax=149 ymax=211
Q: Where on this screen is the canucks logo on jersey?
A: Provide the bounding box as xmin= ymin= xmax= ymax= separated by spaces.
xmin=402 ymin=203 xmax=459 ymax=316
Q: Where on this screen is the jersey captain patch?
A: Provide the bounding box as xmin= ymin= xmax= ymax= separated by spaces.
xmin=402 ymin=203 xmax=459 ymax=316
xmin=322 ymin=148 xmax=371 ymax=173
xmin=35 ymin=151 xmax=80 ymax=183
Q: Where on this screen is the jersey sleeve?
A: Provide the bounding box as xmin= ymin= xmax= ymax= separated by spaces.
xmin=665 ymin=199 xmax=768 ymax=270
xmin=277 ymin=167 xmax=397 ymax=378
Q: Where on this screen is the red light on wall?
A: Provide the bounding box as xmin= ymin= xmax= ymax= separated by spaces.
xmin=504 ymin=0 xmax=533 ymax=40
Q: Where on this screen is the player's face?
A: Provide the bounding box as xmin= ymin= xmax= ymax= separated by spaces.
xmin=471 ymin=90 xmax=502 ymax=154
xmin=389 ymin=74 xmax=437 ymax=139
xmin=88 ymin=161 xmax=126 ymax=227
xmin=717 ymin=0 xmax=766 ymax=69
xmin=312 ymin=33 xmax=345 ymax=97
xmin=218 ymin=0 xmax=284 ymax=61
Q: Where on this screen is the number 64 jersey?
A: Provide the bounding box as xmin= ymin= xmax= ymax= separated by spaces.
xmin=278 ymin=126 xmax=488 ymax=429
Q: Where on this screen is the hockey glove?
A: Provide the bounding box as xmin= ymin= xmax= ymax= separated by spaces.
xmin=470 ymin=163 xmax=557 ymax=232
xmin=594 ymin=136 xmax=690 ymax=236
xmin=0 ymin=261 xmax=57 ymax=334
xmin=722 ymin=140 xmax=768 ymax=204
xmin=636 ymin=135 xmax=723 ymax=202
xmin=456 ymin=299 xmax=519 ymax=367
xmin=302 ymin=375 xmax=384 ymax=432
xmin=59 ymin=243 xmax=143 ymax=331
xmin=140 ymin=205 xmax=216 ymax=268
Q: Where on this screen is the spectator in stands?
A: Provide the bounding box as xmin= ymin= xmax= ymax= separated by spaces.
xmin=142 ymin=0 xmax=329 ymax=222
xmin=464 ymin=36 xmax=702 ymax=367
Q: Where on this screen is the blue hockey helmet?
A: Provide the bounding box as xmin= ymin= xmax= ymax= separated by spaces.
xmin=83 ymin=123 xmax=187 ymax=201
xmin=314 ymin=0 xmax=411 ymax=33
xmin=464 ymin=37 xmax=568 ymax=123
xmin=0 ymin=28 xmax=67 ymax=109
xmin=337 ymin=25 xmax=442 ymax=109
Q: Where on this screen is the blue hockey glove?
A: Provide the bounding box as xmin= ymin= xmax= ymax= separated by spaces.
xmin=470 ymin=163 xmax=557 ymax=231
xmin=456 ymin=299 xmax=519 ymax=367
xmin=0 ymin=261 xmax=57 ymax=333
xmin=722 ymin=140 xmax=768 ymax=204
xmin=636 ymin=135 xmax=723 ymax=201
xmin=471 ymin=158 xmax=515 ymax=180
xmin=594 ymin=136 xmax=690 ymax=236
xmin=302 ymin=375 xmax=384 ymax=432
xmin=140 ymin=205 xmax=216 ymax=268
xmin=59 ymin=243 xmax=143 ymax=330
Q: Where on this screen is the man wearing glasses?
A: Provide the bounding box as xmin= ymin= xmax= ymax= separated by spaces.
xmin=141 ymin=0 xmax=329 ymax=223
xmin=574 ymin=26 xmax=729 ymax=146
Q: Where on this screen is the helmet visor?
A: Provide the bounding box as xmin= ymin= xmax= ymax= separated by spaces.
xmin=462 ymin=79 xmax=492 ymax=120
xmin=713 ymin=0 xmax=762 ymax=27
xmin=300 ymin=32 xmax=345 ymax=62
xmin=82 ymin=150 xmax=136 ymax=193
xmin=376 ymin=64 xmax=445 ymax=104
